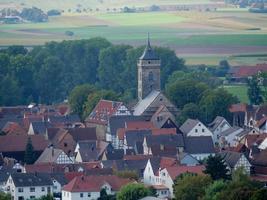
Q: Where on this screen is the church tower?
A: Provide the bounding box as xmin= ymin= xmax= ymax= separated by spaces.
xmin=137 ymin=35 xmax=161 ymax=100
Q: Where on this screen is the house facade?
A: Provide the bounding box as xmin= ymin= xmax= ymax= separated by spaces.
xmin=5 ymin=173 xmax=53 ymax=200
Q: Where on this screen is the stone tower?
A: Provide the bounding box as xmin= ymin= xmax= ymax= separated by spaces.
xmin=137 ymin=35 xmax=161 ymax=100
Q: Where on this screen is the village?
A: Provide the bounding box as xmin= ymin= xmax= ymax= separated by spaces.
xmin=0 ymin=38 xmax=267 ymax=200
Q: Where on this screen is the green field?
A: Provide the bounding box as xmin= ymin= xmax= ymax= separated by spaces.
xmin=223 ymin=85 xmax=249 ymax=103
xmin=1 ymin=0 xmax=267 ymax=66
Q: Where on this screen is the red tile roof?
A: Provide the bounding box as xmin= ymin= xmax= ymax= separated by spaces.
xmin=229 ymin=103 xmax=247 ymax=113
xmin=126 ymin=121 xmax=155 ymax=129
xmin=65 ymin=172 xmax=84 ymax=182
xmin=231 ymin=64 xmax=267 ymax=78
xmin=0 ymin=135 xmax=48 ymax=152
xmin=245 ymin=134 xmax=267 ymax=149
xmin=164 ymin=165 xmax=205 ymax=180
xmin=2 ymin=122 xmax=27 ymax=135
xmin=63 ymin=175 xmax=132 ymax=192
xmin=160 ymin=157 xmax=178 ymax=169
xmin=86 ymin=100 xmax=124 ymax=125
xmin=152 ymin=128 xmax=176 ymax=136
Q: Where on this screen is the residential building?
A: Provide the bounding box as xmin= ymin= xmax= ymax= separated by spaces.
xmin=62 ymin=175 xmax=132 ymax=200
xmin=5 ymin=173 xmax=53 ymax=200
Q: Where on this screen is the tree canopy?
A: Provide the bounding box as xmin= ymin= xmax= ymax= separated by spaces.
xmin=116 ymin=183 xmax=153 ymax=200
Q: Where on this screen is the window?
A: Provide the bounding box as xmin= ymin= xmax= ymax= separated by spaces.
xmin=195 ymin=129 xmax=198 ymax=133
xmin=18 ymin=188 xmax=23 ymax=193
xmin=148 ymin=71 xmax=154 ymax=82
xmin=41 ymin=187 xmax=45 ymax=192
xmin=30 ymin=187 xmax=35 ymax=192
xmin=202 ymin=129 xmax=205 ymax=133
xmin=80 ymin=193 xmax=83 ymax=198
xmin=88 ymin=193 xmax=91 ymax=197
xmin=18 ymin=196 xmax=24 ymax=200
xmin=30 ymin=196 xmax=35 ymax=199
xmin=64 ymin=143 xmax=68 ymax=147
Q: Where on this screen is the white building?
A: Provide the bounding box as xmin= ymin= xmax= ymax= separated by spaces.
xmin=208 ymin=116 xmax=231 ymax=144
xmin=143 ymin=159 xmax=205 ymax=199
xmin=5 ymin=173 xmax=53 ymax=200
xmin=180 ymin=119 xmax=213 ymax=139
xmin=62 ymin=175 xmax=131 ymax=200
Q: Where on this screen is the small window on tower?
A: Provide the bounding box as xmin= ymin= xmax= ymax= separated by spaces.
xmin=148 ymin=72 xmax=153 ymax=82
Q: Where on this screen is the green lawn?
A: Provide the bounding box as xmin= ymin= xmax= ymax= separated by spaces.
xmin=222 ymin=85 xmax=249 ymax=103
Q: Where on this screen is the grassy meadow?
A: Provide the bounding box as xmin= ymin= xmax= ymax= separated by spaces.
xmin=222 ymin=85 xmax=249 ymax=103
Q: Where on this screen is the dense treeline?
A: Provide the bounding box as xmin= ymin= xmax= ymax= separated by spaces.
xmin=0 ymin=38 xmax=185 ymax=106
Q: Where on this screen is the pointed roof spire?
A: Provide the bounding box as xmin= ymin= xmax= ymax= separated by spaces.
xmin=147 ymin=32 xmax=151 ymax=49
xmin=139 ymin=33 xmax=158 ymax=60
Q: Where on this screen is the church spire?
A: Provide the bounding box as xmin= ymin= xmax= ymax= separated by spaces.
xmin=139 ymin=33 xmax=158 ymax=60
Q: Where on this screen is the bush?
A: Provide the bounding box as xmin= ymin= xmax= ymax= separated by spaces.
xmin=47 ymin=9 xmax=61 ymax=16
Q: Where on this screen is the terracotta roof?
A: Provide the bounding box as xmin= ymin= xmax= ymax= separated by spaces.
xmin=164 ymin=165 xmax=205 ymax=180
xmin=65 ymin=172 xmax=84 ymax=182
xmin=250 ymin=175 xmax=267 ymax=182
xmin=245 ymin=134 xmax=267 ymax=149
xmin=252 ymin=148 xmax=267 ymax=166
xmin=160 ymin=157 xmax=178 ymax=168
xmin=63 ymin=175 xmax=132 ymax=192
xmin=86 ymin=99 xmax=124 ymax=125
xmin=256 ymin=116 xmax=267 ymax=128
xmin=126 ymin=121 xmax=155 ymax=129
xmin=229 ymin=103 xmax=247 ymax=113
xmin=2 ymin=122 xmax=27 ymax=135
xmin=0 ymin=135 xmax=48 ymax=152
xmin=231 ymin=64 xmax=267 ymax=78
xmin=25 ymin=163 xmax=65 ymax=173
xmin=152 ymin=128 xmax=176 ymax=135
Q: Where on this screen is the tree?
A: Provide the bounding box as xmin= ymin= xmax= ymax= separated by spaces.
xmin=98 ymin=45 xmax=132 ymax=93
xmin=204 ymin=155 xmax=230 ymax=180
xmin=218 ymin=167 xmax=263 ymax=200
xmin=251 ymin=188 xmax=267 ymax=200
xmin=166 ymin=79 xmax=209 ymax=108
xmin=98 ymin=188 xmax=116 ymax=200
xmin=115 ymin=170 xmax=139 ymax=181
xmin=20 ymin=7 xmax=48 ymax=22
xmin=173 ymin=173 xmax=212 ymax=200
xmin=0 ymin=75 xmax=21 ymax=106
xmin=68 ymin=84 xmax=96 ymax=118
xmin=24 ymin=137 xmax=36 ymax=164
xmin=247 ymin=75 xmax=263 ymax=105
xmin=199 ymin=88 xmax=238 ymax=123
xmin=0 ymin=192 xmax=11 ymax=200
xmin=177 ymin=103 xmax=201 ymax=124
xmin=203 ymin=180 xmax=227 ymax=200
xmin=116 ymin=183 xmax=152 ymax=200
xmin=37 ymin=195 xmax=54 ymax=200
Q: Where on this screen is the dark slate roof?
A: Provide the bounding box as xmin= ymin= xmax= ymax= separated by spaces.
xmin=0 ymin=169 xmax=17 ymax=183
xmin=180 ymin=119 xmax=200 ymax=134
xmin=67 ymin=127 xmax=97 ymax=141
xmin=11 ymin=173 xmax=53 ymax=187
xmin=104 ymin=149 xmax=124 ymax=160
xmin=114 ymin=159 xmax=149 ymax=177
xmin=208 ymin=116 xmax=229 ymax=132
xmin=49 ymin=115 xmax=80 ymax=124
xmin=109 ymin=115 xmax=145 ymax=136
xmin=32 ymin=121 xmax=51 ymax=135
xmin=218 ymin=151 xmax=243 ymax=168
xmin=145 ymin=134 xmax=184 ymax=147
xmin=139 ymin=37 xmax=159 ymax=60
xmin=184 ymin=136 xmax=215 ymax=154
xmin=125 ymin=130 xmax=152 ymax=147
xmin=35 ymin=172 xmax=68 ymax=186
